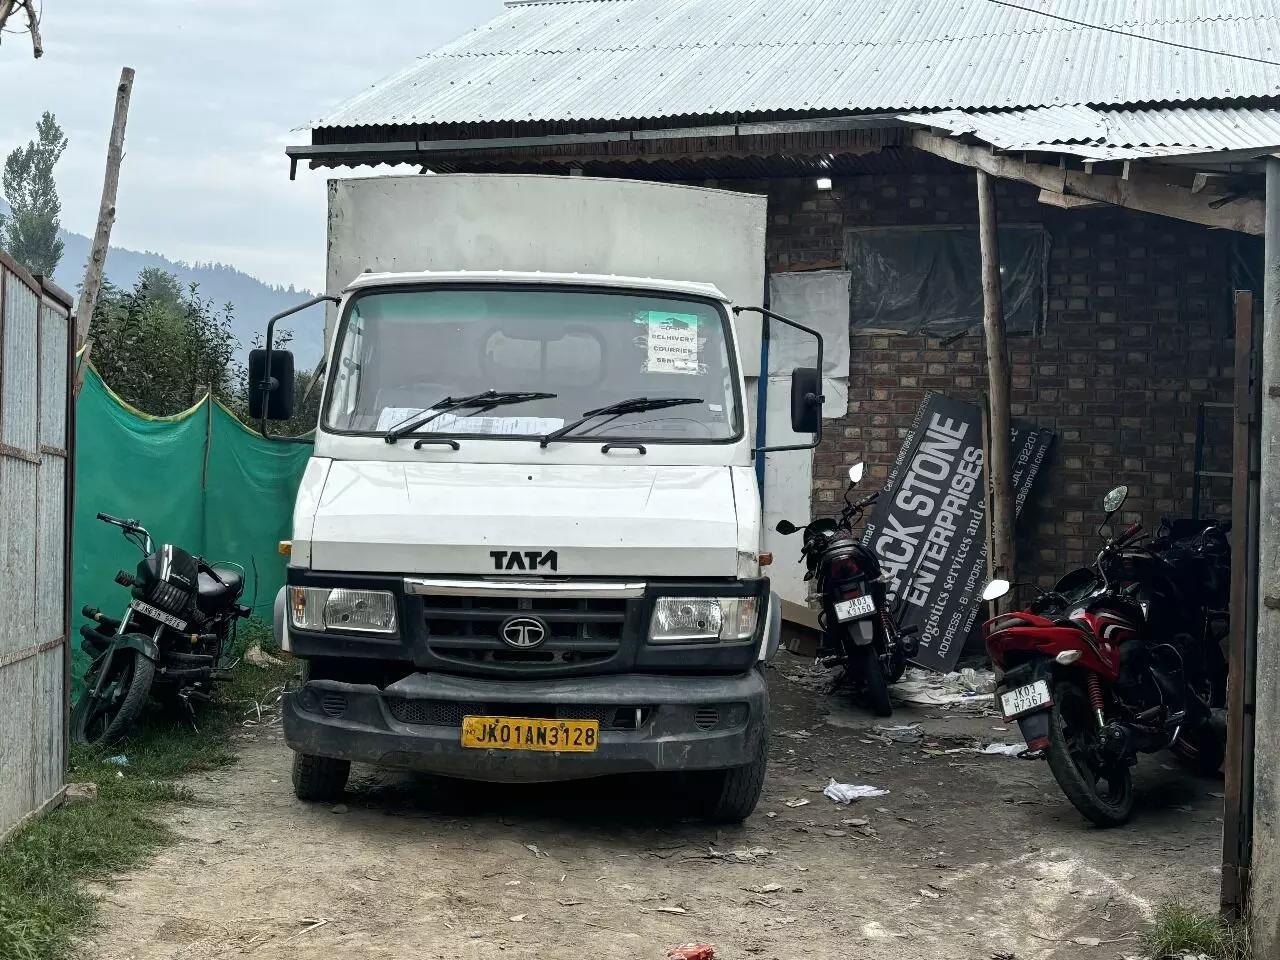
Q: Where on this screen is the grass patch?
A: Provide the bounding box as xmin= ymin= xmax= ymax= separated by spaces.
xmin=0 ymin=656 xmax=295 ymax=960
xmin=1144 ymin=901 xmax=1250 ymax=960
xmin=228 ymin=616 xmax=279 ymax=661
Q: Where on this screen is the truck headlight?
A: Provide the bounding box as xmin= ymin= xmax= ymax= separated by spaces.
xmin=649 ymin=596 xmax=759 ymax=644
xmin=289 ymin=586 xmax=398 ymax=635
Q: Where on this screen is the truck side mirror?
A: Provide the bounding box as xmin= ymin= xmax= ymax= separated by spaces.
xmin=732 ymin=305 xmax=825 ymax=456
xmin=248 ymin=347 xmax=296 ymax=421
xmin=790 ymin=367 xmax=822 ymax=435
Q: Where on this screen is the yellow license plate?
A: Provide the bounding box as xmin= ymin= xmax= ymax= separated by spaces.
xmin=460 ymin=716 xmax=599 ymax=752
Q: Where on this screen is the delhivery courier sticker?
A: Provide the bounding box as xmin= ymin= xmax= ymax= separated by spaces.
xmin=646 ymin=311 xmax=700 ymax=374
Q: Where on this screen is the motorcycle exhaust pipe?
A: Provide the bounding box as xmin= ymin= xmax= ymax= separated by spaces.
xmin=78 ymin=624 xmax=111 ymax=657
xmin=81 ymin=606 xmax=122 ymax=632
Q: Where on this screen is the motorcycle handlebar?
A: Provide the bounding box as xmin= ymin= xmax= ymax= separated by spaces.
xmin=1116 ymin=521 xmax=1142 ymax=546
xmin=97 ymin=512 xmax=136 ymax=530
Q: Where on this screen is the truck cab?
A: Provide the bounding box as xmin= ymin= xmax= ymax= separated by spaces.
xmin=255 ymin=177 xmax=821 ymax=822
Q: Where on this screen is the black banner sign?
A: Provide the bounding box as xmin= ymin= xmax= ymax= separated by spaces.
xmin=859 ymin=394 xmax=1054 ymax=672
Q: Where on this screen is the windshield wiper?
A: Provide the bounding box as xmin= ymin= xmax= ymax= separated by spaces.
xmin=539 ymin=396 xmax=703 ymax=449
xmin=384 ymin=390 xmax=557 ymax=444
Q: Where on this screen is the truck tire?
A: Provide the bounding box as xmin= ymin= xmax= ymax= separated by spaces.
xmin=292 ymin=752 xmax=351 ymax=802
xmin=689 ymin=708 xmax=770 ymax=823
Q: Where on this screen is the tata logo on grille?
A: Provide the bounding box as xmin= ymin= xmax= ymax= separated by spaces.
xmin=501 ymin=616 xmax=548 ymax=649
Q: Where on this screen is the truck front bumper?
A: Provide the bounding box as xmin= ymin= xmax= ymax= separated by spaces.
xmin=283 ymin=668 xmax=769 ymax=783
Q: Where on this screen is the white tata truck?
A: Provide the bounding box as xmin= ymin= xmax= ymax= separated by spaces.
xmin=254 ymin=175 xmax=823 ymax=821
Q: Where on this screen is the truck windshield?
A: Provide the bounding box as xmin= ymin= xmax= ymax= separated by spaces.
xmin=324 ymin=287 xmax=742 ymax=443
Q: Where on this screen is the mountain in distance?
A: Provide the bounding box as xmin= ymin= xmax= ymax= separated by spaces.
xmin=1 ymin=201 xmax=324 ymax=367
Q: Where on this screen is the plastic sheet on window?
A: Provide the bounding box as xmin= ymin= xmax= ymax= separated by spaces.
xmin=847 ymin=226 xmax=1049 ymax=337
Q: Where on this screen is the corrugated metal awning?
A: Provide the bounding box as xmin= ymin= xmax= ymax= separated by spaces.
xmin=900 ymin=105 xmax=1280 ymax=160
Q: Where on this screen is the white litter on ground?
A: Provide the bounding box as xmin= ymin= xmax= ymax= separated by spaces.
xmin=979 ymin=742 xmax=1027 ymax=757
xmin=824 ymin=780 xmax=890 ymax=804
xmin=890 ymin=667 xmax=997 ymax=714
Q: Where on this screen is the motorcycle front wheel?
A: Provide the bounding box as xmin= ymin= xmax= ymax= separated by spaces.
xmin=1044 ymin=679 xmax=1134 ymax=827
xmin=72 ymin=650 xmax=155 ymax=745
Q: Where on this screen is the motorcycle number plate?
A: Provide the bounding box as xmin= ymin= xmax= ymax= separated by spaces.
xmin=1001 ymin=680 xmax=1052 ymax=719
xmin=834 ymin=595 xmax=877 ymax=622
xmin=129 ymin=599 xmax=187 ymax=631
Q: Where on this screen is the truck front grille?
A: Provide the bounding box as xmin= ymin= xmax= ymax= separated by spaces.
xmin=386 ymin=698 xmax=652 ymax=730
xmin=421 ymin=594 xmax=628 ymax=670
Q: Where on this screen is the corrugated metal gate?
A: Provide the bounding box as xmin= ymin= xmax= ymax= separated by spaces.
xmin=0 ymin=250 xmax=74 ymax=842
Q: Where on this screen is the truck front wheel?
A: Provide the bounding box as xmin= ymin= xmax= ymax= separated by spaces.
xmin=292 ymin=752 xmax=351 ymax=802
xmin=688 ymin=727 xmax=769 ymax=823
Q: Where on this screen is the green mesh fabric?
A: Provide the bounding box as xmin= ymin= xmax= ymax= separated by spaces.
xmin=72 ymin=367 xmax=311 ymax=690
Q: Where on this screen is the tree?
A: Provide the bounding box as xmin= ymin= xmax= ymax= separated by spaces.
xmin=89 ymin=269 xmax=241 ymax=416
xmin=88 ymin=268 xmax=318 ymax=437
xmin=1 ymin=112 xmax=67 ymax=276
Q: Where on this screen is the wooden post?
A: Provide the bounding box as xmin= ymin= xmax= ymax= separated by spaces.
xmin=22 ymin=0 xmax=41 ymax=57
xmin=0 ymin=0 xmax=41 ymax=57
xmin=75 ymin=66 xmax=135 ymax=393
xmin=1222 ymin=289 xmax=1257 ymax=919
xmin=976 ymin=170 xmax=1017 ymax=603
xmin=1249 ymin=154 xmax=1280 ymax=958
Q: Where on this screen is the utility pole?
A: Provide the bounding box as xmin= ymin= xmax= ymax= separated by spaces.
xmin=1251 ymin=155 xmax=1280 ymax=959
xmin=976 ymin=170 xmax=1016 ymax=603
xmin=76 ymin=66 xmax=135 ymax=393
xmin=0 ymin=0 xmax=44 ymax=57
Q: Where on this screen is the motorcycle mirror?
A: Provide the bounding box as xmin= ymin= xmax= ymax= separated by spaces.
xmin=982 ymin=578 xmax=1012 ymax=602
xmin=1102 ymin=485 xmax=1129 ymax=517
xmin=848 ymin=462 xmax=866 ymax=485
xmin=775 ymin=520 xmax=799 ymax=536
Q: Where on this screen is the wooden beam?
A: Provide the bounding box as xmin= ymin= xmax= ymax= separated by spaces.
xmin=913 ymin=132 xmax=1265 ymax=234
xmin=976 ymin=170 xmax=1017 ymax=602
xmin=1037 ymin=189 xmax=1104 ymax=210
xmin=76 ymin=67 xmax=135 ymax=393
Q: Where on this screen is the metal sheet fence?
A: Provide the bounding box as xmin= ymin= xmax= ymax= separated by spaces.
xmin=0 ymin=251 xmax=74 ymax=842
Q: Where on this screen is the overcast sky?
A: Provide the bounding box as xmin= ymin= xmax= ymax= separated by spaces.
xmin=0 ymin=0 xmax=506 ymax=291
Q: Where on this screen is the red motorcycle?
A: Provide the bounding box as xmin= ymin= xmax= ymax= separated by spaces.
xmin=982 ymin=485 xmax=1227 ymax=827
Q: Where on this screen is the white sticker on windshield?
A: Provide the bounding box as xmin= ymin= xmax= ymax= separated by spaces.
xmin=378 ymin=407 xmax=427 ymax=431
xmin=646 ymin=311 xmax=700 ymax=375
xmin=376 ymin=408 xmax=563 ymax=436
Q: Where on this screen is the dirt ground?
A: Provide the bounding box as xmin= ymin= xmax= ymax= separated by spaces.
xmin=84 ymin=653 xmax=1225 ymax=960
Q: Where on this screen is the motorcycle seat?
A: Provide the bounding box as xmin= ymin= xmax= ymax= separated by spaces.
xmin=198 ymin=568 xmax=244 ymax=606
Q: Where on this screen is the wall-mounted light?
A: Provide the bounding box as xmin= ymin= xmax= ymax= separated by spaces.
xmin=816 ymin=177 xmax=833 ymax=191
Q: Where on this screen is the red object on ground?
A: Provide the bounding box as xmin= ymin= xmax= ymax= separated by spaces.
xmin=667 ymin=946 xmax=715 ymax=960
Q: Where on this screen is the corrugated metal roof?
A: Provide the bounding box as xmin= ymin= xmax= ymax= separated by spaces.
xmin=311 ymin=0 xmax=1280 ymax=129
xmin=901 ymin=105 xmax=1280 ymax=159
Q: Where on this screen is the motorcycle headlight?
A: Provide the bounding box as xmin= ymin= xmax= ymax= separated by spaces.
xmin=289 ymin=586 xmax=398 ymax=635
xmin=649 ymin=596 xmax=759 ymax=644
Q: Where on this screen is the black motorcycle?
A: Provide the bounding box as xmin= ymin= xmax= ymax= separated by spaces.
xmin=73 ymin=513 xmax=252 ymax=744
xmin=1148 ymin=515 xmax=1231 ymax=709
xmin=776 ymin=464 xmax=918 ymax=716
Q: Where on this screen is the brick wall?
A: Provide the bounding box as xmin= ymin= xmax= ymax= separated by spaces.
xmin=764 ymin=172 xmax=1238 ymax=586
